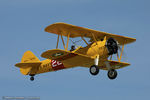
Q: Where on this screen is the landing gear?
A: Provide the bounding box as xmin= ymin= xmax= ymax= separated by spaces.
xmin=105 ymin=61 xmax=117 ymax=80
xmin=30 ymin=76 xmax=34 ymax=81
xmin=90 ymin=65 xmax=99 ymax=75
xmin=90 ymin=55 xmax=100 ymax=75
xmin=107 ymin=69 xmax=117 ymax=80
xmin=29 ymin=74 xmax=35 ymax=81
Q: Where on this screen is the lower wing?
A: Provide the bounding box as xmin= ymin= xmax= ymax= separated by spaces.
xmin=41 ymin=49 xmax=94 ymax=67
xmin=100 ymin=60 xmax=130 ymax=70
xmin=41 ymin=49 xmax=130 ymax=70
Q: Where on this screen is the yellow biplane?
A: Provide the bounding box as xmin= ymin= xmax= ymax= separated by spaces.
xmin=15 ymin=23 xmax=136 ymax=81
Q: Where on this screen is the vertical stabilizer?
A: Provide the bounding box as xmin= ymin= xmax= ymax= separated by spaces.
xmin=21 ymin=51 xmax=40 ymax=63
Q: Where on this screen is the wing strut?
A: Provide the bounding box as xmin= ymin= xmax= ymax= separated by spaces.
xmin=91 ymin=33 xmax=97 ymax=44
xmin=56 ymin=34 xmax=60 ymax=49
xmin=66 ymin=32 xmax=70 ymax=50
xmin=81 ymin=36 xmax=89 ymax=46
xmin=60 ymin=33 xmax=66 ymax=49
xmin=108 ymin=39 xmax=126 ymax=62
xmin=56 ymin=32 xmax=70 ymax=51
xmin=119 ymin=41 xmax=125 ymax=62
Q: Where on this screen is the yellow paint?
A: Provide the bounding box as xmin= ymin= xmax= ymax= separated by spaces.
xmin=45 ymin=23 xmax=136 ymax=45
xmin=66 ymin=32 xmax=70 ymax=50
xmin=15 ymin=51 xmax=75 ymax=75
xmin=15 ymin=23 xmax=136 ymax=76
xmin=60 ymin=33 xmax=66 ymax=49
xmin=56 ymin=35 xmax=59 ymax=49
xmin=119 ymin=43 xmax=125 ymax=62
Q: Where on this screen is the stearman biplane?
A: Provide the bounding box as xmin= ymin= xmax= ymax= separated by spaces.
xmin=15 ymin=23 xmax=136 ymax=81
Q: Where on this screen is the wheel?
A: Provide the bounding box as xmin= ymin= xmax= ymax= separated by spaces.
xmin=89 ymin=65 xmax=99 ymax=75
xmin=30 ymin=76 xmax=34 ymax=81
xmin=107 ymin=69 xmax=117 ymax=80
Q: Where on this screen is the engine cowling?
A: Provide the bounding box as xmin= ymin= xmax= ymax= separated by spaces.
xmin=106 ymin=38 xmax=118 ymax=55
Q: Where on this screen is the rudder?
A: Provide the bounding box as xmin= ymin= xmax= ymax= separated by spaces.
xmin=21 ymin=51 xmax=40 ymax=63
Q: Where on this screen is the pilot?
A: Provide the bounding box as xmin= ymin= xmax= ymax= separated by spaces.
xmin=70 ymin=45 xmax=76 ymax=51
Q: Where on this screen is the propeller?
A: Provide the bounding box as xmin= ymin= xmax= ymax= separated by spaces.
xmin=106 ymin=37 xmax=118 ymax=55
xmin=106 ymin=38 xmax=127 ymax=61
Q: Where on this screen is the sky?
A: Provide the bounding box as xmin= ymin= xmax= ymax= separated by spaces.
xmin=0 ymin=0 xmax=150 ymax=100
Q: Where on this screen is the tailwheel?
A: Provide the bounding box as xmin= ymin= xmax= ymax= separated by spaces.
xmin=30 ymin=76 xmax=34 ymax=81
xmin=107 ymin=69 xmax=117 ymax=80
xmin=29 ymin=74 xmax=35 ymax=81
xmin=90 ymin=65 xmax=99 ymax=75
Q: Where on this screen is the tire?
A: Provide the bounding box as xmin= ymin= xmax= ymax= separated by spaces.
xmin=30 ymin=76 xmax=34 ymax=81
xmin=107 ymin=69 xmax=117 ymax=80
xmin=90 ymin=65 xmax=99 ymax=75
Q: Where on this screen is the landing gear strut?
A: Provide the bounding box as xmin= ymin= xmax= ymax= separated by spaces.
xmin=89 ymin=55 xmax=100 ymax=76
xmin=29 ymin=74 xmax=35 ymax=81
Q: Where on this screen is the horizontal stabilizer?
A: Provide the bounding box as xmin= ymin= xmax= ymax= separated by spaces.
xmin=15 ymin=62 xmax=41 ymax=68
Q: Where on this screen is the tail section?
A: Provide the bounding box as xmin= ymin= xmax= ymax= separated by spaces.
xmin=15 ymin=51 xmax=41 ymax=75
xmin=21 ymin=51 xmax=40 ymax=63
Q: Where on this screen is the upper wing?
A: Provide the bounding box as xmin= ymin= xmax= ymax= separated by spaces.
xmin=45 ymin=23 xmax=136 ymax=45
xmin=41 ymin=49 xmax=94 ymax=67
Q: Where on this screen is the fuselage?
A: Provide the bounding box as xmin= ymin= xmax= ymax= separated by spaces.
xmin=30 ymin=59 xmax=67 ymax=75
xmin=30 ymin=40 xmax=110 ymax=75
xmin=75 ymin=40 xmax=109 ymax=59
